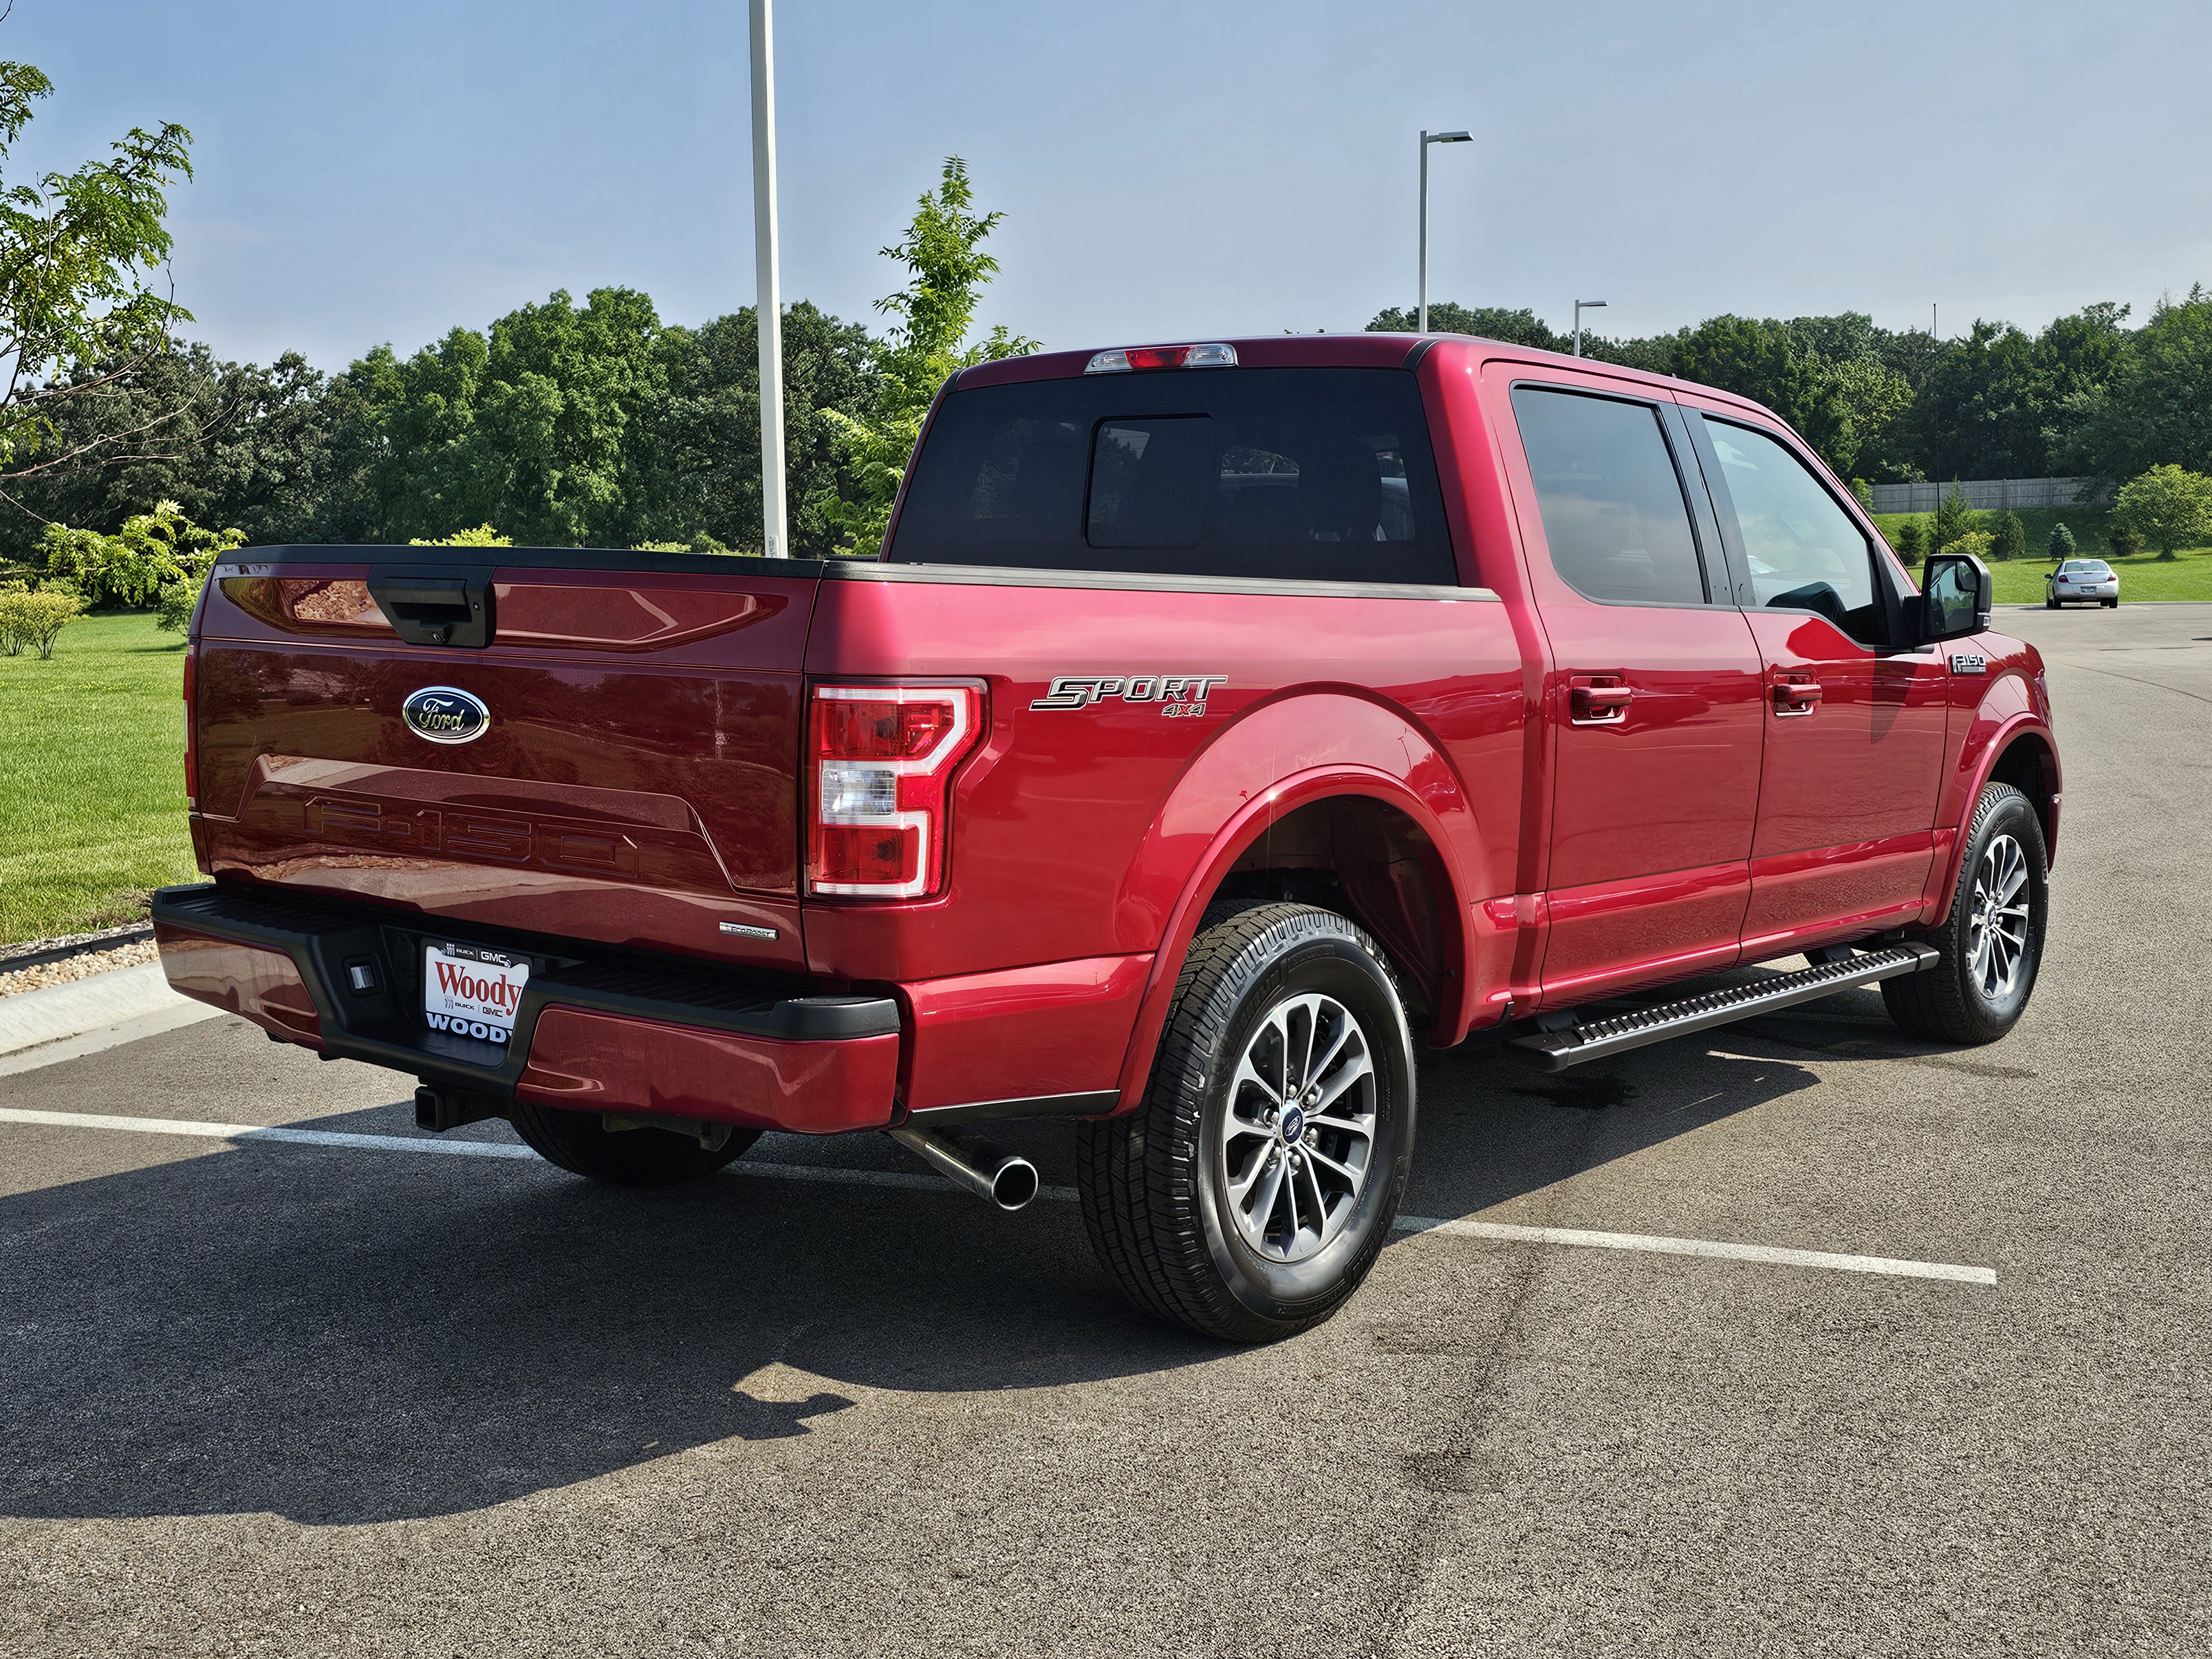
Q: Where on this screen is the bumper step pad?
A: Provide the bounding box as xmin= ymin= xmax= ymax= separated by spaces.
xmin=1505 ymin=945 xmax=1938 ymax=1072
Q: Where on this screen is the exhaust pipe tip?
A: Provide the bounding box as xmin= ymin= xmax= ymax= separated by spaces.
xmin=889 ymin=1124 xmax=1040 ymax=1212
xmin=988 ymin=1156 xmax=1040 ymax=1212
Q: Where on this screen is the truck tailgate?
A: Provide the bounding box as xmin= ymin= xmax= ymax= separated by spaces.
xmin=191 ymin=552 xmax=820 ymax=970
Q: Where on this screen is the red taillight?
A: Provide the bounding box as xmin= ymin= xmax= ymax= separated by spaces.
xmin=807 ymin=684 xmax=983 ymax=900
xmin=181 ymin=643 xmax=198 ymax=808
xmin=1125 ymin=346 xmax=1191 ymax=371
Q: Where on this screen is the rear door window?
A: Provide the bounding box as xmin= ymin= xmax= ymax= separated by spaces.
xmin=889 ymin=368 xmax=1455 ymax=585
xmin=1508 ymin=386 xmax=1710 ymax=605
xmin=1704 ymin=419 xmax=1882 ymax=646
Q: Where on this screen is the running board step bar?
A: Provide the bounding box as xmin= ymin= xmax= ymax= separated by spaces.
xmin=1505 ymin=944 xmax=1939 ymax=1072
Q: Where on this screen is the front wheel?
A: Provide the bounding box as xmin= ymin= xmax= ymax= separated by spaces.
xmin=1882 ymin=781 xmax=2048 ymax=1044
xmin=1077 ymin=903 xmax=1416 ymax=1343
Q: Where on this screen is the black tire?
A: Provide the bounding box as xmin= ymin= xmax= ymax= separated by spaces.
xmin=2103 ymin=599 xmax=2119 ymax=608
xmin=1077 ymin=902 xmax=1416 ymax=1343
xmin=1882 ymin=781 xmax=2048 ymax=1045
xmin=508 ymin=1100 xmax=757 ymax=1187
xmin=2045 ymin=594 xmax=2058 ymax=609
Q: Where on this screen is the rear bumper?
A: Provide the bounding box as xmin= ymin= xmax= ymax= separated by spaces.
xmin=150 ymin=883 xmax=901 ymax=1135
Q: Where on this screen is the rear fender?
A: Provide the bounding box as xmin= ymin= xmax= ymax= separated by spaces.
xmin=1108 ymin=694 xmax=1485 ymax=1112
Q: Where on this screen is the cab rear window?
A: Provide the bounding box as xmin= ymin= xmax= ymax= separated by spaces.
xmin=888 ymin=368 xmax=1457 ymax=585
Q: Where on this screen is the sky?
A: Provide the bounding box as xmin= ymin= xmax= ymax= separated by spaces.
xmin=10 ymin=0 xmax=2212 ymax=372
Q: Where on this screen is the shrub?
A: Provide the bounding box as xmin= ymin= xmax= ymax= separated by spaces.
xmin=2047 ymin=521 xmax=2077 ymax=561
xmin=1936 ymin=530 xmax=1995 ymax=567
xmin=1893 ymin=517 xmax=1926 ymax=565
xmin=1992 ymin=511 xmax=2027 ymax=562
xmin=1851 ymin=478 xmax=1874 ymax=512
xmin=0 ymin=589 xmax=84 ymax=659
xmin=2110 ymin=523 xmax=2143 ymax=558
xmin=155 ymin=573 xmax=203 ymax=634
xmin=409 ymin=525 xmax=512 ymax=547
xmin=2111 ymin=463 xmax=2212 ymax=558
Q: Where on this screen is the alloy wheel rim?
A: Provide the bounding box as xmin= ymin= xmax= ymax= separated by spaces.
xmin=1968 ymin=833 xmax=2031 ymax=1001
xmin=1219 ymin=992 xmax=1377 ymax=1264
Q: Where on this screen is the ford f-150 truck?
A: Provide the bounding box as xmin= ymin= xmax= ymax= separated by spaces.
xmin=153 ymin=332 xmax=2057 ymax=1342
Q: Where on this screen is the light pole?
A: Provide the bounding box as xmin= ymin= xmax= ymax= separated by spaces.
xmin=1417 ymin=129 xmax=1471 ymax=333
xmin=1573 ymin=299 xmax=1606 ymax=357
xmin=748 ymin=0 xmax=788 ymax=557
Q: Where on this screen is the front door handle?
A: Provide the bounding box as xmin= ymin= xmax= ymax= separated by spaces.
xmin=1568 ymin=676 xmax=1633 ymax=724
xmin=1772 ymin=675 xmax=1822 ymax=716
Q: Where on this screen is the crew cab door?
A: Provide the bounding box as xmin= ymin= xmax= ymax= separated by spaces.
xmin=1495 ymin=372 xmax=1766 ymax=1001
xmin=1679 ymin=410 xmax=1949 ymax=956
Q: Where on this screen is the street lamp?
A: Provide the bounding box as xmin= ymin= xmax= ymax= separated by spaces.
xmin=1573 ymin=298 xmax=1607 ymax=357
xmin=748 ymin=0 xmax=788 ymax=556
xmin=1418 ymin=129 xmax=1471 ymax=333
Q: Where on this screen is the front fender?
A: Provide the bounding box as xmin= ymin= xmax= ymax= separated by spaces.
xmin=1108 ymin=691 xmax=1488 ymax=1112
xmin=1924 ymin=653 xmax=2060 ymax=921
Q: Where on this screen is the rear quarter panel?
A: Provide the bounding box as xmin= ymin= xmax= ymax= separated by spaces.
xmin=801 ymin=575 xmax=1525 ymax=990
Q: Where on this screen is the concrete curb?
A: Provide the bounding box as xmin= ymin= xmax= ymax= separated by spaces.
xmin=0 ymin=961 xmax=222 ymax=1062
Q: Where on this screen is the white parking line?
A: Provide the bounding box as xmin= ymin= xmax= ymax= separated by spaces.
xmin=0 ymin=1106 xmax=1996 ymax=1286
xmin=1390 ymin=1214 xmax=1995 ymax=1284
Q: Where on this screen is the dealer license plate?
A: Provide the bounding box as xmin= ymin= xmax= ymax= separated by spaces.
xmin=422 ymin=942 xmax=529 ymax=1044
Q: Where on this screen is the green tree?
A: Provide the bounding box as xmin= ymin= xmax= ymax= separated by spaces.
xmin=1365 ymin=303 xmax=1569 ymax=352
xmin=2046 ymin=521 xmax=2076 ymax=562
xmin=0 ymin=52 xmax=194 ymax=513
xmin=1992 ymin=510 xmax=2026 ymax=562
xmin=2 ymin=344 xmax=342 ymax=555
xmin=1892 ymin=516 xmax=1926 ymax=567
xmin=1932 ymin=483 xmax=1977 ymax=553
xmin=821 ymin=157 xmax=1037 ymax=554
xmin=2057 ymin=288 xmax=2212 ymax=481
xmin=639 ymin=301 xmax=880 ymax=555
xmin=2110 ymin=463 xmax=2212 ymax=557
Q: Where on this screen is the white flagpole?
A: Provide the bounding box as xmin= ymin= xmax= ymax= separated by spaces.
xmin=748 ymin=0 xmax=789 ymax=557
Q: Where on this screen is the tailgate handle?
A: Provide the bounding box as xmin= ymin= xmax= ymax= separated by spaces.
xmin=368 ymin=566 xmax=495 ymax=648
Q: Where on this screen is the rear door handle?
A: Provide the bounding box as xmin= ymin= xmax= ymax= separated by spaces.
xmin=1568 ymin=677 xmax=1633 ymax=724
xmin=1771 ymin=675 xmax=1822 ymax=716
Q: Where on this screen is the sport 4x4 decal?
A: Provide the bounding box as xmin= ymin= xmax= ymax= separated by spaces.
xmin=1030 ymin=675 xmax=1228 ymax=717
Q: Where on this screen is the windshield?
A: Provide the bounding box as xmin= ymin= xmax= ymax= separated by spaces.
xmin=2063 ymin=560 xmax=2111 ymax=574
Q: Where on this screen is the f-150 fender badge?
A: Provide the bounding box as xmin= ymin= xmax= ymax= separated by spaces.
xmin=1031 ymin=674 xmax=1228 ymax=717
xmin=1949 ymin=653 xmax=1988 ymax=675
xmin=401 ymin=685 xmax=491 ymax=744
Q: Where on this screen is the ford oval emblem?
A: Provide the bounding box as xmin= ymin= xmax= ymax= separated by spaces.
xmin=401 ymin=685 xmax=490 ymax=745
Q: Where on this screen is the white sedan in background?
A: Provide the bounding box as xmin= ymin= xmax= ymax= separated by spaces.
xmin=2047 ymin=559 xmax=2119 ymax=608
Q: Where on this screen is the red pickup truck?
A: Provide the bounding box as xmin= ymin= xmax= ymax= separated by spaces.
xmin=154 ymin=332 xmax=2057 ymax=1341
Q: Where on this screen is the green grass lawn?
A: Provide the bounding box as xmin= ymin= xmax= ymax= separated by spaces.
xmin=1870 ymin=505 xmax=2212 ymax=603
xmin=1 ymin=611 xmax=197 ymax=943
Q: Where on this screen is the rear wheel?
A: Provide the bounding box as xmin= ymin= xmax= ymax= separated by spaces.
xmin=1882 ymin=782 xmax=2047 ymax=1045
xmin=509 ymin=1101 xmax=757 ymax=1187
xmin=1077 ymin=902 xmax=1416 ymax=1343
xmin=2103 ymin=598 xmax=2119 ymax=608
xmin=2045 ymin=592 xmax=2058 ymax=609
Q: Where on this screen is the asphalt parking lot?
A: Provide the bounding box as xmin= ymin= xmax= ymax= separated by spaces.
xmin=2 ymin=603 xmax=2208 ymax=1658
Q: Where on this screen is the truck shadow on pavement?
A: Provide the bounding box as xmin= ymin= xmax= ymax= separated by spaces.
xmin=0 ymin=1003 xmax=1918 ymax=1527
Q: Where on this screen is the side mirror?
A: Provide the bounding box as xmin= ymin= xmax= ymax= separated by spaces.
xmin=1919 ymin=552 xmax=1991 ymax=644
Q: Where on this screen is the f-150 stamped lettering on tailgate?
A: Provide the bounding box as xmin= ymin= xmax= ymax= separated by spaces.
xmin=1031 ymin=674 xmax=1228 ymax=716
